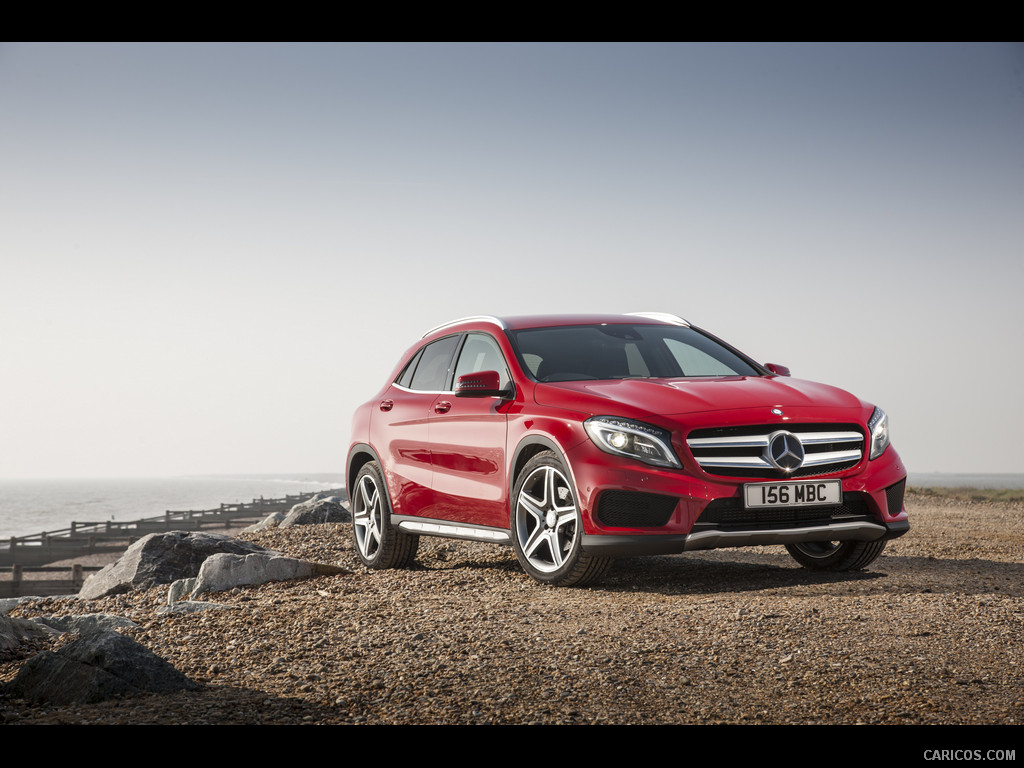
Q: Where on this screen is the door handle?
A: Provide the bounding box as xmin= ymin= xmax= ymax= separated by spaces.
xmin=434 ymin=401 xmax=452 ymax=414
xmin=379 ymin=400 xmax=394 ymax=412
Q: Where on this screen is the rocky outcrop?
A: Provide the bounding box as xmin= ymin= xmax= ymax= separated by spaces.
xmin=243 ymin=511 xmax=287 ymax=531
xmin=78 ymin=531 xmax=275 ymax=600
xmin=4 ymin=629 xmax=199 ymax=705
xmin=34 ymin=613 xmax=138 ymax=635
xmin=163 ymin=552 xmax=350 ymax=609
xmin=1 ymin=613 xmax=57 ymax=657
xmin=279 ymin=498 xmax=350 ymax=528
xmin=4 ymin=526 xmax=353 ymax=710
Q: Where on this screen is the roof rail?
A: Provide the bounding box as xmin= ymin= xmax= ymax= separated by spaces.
xmin=626 ymin=312 xmax=690 ymax=326
xmin=421 ymin=315 xmax=507 ymax=338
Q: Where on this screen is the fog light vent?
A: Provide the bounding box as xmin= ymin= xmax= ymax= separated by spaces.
xmin=596 ymin=491 xmax=677 ymax=528
xmin=885 ymin=479 xmax=906 ymax=517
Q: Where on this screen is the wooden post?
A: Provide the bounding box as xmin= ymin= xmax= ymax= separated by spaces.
xmin=72 ymin=564 xmax=84 ymax=589
xmin=12 ymin=564 xmax=21 ymax=589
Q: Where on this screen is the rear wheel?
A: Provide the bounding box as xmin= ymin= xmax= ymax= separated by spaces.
xmin=785 ymin=539 xmax=887 ymax=571
xmin=511 ymin=452 xmax=611 ymax=586
xmin=351 ymin=461 xmax=419 ymax=569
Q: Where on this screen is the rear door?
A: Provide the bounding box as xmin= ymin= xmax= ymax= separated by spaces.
xmin=372 ymin=335 xmax=460 ymax=518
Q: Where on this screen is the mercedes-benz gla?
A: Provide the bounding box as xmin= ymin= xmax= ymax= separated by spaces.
xmin=347 ymin=313 xmax=909 ymax=586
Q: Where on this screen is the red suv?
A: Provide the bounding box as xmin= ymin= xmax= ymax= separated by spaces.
xmin=347 ymin=314 xmax=909 ymax=586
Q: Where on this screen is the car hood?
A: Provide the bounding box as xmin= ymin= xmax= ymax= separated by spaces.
xmin=533 ymin=376 xmax=866 ymax=417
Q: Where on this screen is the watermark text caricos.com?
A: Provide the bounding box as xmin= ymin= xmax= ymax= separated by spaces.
xmin=923 ymin=750 xmax=1015 ymax=761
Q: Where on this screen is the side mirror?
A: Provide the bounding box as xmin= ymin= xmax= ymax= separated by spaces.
xmin=455 ymin=370 xmax=508 ymax=397
xmin=765 ymin=363 xmax=791 ymax=377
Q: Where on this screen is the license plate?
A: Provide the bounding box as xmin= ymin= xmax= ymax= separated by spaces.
xmin=744 ymin=480 xmax=842 ymax=509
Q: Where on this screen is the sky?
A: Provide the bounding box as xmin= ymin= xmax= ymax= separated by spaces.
xmin=1 ymin=42 xmax=1022 ymax=479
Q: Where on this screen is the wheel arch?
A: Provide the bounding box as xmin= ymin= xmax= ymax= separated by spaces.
xmin=510 ymin=435 xmax=571 ymax=490
xmin=347 ymin=443 xmax=383 ymax=500
xmin=508 ymin=434 xmax=591 ymax=527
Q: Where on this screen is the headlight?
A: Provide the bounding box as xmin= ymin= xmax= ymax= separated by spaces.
xmin=868 ymin=407 xmax=890 ymax=460
xmin=584 ymin=416 xmax=682 ymax=469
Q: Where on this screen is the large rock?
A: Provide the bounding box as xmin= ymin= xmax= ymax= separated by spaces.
xmin=280 ymin=498 xmax=350 ymax=528
xmin=4 ymin=629 xmax=199 ymax=704
xmin=35 ymin=613 xmax=139 ymax=635
xmin=78 ymin=531 xmax=274 ymax=600
xmin=0 ymin=613 xmax=57 ymax=656
xmin=243 ymin=511 xmax=287 ymax=532
xmin=189 ymin=552 xmax=349 ymax=597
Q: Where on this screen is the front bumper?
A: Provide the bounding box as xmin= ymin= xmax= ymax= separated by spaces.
xmin=566 ymin=437 xmax=909 ymax=557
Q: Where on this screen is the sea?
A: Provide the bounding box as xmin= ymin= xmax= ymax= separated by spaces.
xmin=0 ymin=474 xmax=346 ymax=541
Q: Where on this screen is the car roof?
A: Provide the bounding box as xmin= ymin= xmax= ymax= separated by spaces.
xmin=421 ymin=312 xmax=690 ymax=338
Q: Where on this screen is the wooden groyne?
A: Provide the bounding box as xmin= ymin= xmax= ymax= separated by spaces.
xmin=0 ymin=489 xmax=346 ymax=574
xmin=1 ymin=564 xmax=100 ymax=599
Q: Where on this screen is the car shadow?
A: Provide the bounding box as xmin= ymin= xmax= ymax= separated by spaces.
xmin=594 ymin=551 xmax=1024 ymax=598
xmin=596 ymin=554 xmax=887 ymax=595
xmin=405 ymin=538 xmax=1023 ymax=597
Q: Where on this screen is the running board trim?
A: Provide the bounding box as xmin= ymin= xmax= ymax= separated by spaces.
xmin=393 ymin=516 xmax=511 ymax=544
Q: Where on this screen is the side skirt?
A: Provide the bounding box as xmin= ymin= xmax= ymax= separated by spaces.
xmin=392 ymin=515 xmax=511 ymax=545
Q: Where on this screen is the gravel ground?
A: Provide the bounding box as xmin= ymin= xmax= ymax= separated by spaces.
xmin=1 ymin=491 xmax=1022 ymax=728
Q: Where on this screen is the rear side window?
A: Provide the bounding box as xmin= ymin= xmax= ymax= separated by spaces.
xmin=396 ymin=349 xmax=423 ymax=388
xmin=407 ymin=335 xmax=460 ymax=391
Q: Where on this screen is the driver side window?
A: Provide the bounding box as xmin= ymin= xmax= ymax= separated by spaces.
xmin=453 ymin=333 xmax=511 ymax=391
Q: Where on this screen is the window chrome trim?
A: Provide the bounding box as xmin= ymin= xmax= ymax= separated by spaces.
xmin=421 ymin=315 xmax=507 ymax=338
xmin=391 ymin=383 xmax=453 ymax=395
xmin=626 ymin=312 xmax=690 ymax=326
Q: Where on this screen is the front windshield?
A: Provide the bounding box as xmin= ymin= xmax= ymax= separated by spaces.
xmin=509 ymin=324 xmax=763 ymax=382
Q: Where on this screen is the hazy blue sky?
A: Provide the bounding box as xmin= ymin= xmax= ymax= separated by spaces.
xmin=1 ymin=42 xmax=1022 ymax=478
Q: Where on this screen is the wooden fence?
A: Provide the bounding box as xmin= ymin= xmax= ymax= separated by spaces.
xmin=0 ymin=489 xmax=346 ymax=572
xmin=0 ymin=564 xmax=106 ymax=599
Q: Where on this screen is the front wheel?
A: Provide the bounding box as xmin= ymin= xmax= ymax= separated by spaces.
xmin=351 ymin=461 xmax=419 ymax=569
xmin=785 ymin=539 xmax=887 ymax=571
xmin=511 ymin=452 xmax=611 ymax=586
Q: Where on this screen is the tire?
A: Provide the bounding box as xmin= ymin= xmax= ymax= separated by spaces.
xmin=511 ymin=452 xmax=612 ymax=586
xmin=785 ymin=539 xmax=887 ymax=571
xmin=351 ymin=461 xmax=419 ymax=569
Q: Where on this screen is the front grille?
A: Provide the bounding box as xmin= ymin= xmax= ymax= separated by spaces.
xmin=885 ymin=479 xmax=906 ymax=516
xmin=693 ymin=493 xmax=872 ymax=532
xmin=595 ymin=490 xmax=677 ymax=528
xmin=686 ymin=423 xmax=864 ymax=479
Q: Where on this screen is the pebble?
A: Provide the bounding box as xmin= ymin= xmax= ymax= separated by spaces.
xmin=0 ymin=495 xmax=1021 ymax=725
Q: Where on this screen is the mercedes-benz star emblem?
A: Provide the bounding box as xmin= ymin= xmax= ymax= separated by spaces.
xmin=766 ymin=430 xmax=805 ymax=473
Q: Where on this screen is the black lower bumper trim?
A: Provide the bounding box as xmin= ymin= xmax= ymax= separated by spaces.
xmin=582 ymin=518 xmax=908 ymax=557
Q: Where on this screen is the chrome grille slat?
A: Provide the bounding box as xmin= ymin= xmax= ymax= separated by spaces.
xmin=686 ymin=424 xmax=865 ymax=479
xmin=696 ymin=456 xmax=774 ymax=469
xmin=796 ymin=432 xmax=863 ymax=444
xmin=801 ymin=449 xmax=863 ymax=466
xmin=686 ymin=430 xmax=862 ymax=449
